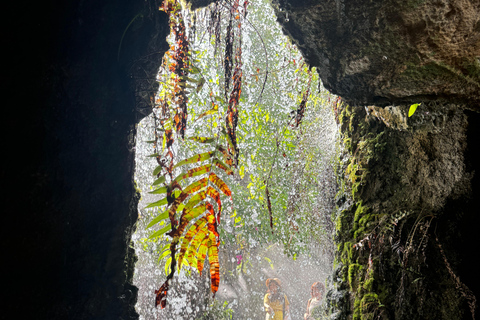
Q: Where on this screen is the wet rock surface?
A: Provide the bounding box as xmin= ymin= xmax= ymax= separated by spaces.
xmin=329 ymin=103 xmax=479 ymax=319
xmin=271 ymin=0 xmax=480 ymax=106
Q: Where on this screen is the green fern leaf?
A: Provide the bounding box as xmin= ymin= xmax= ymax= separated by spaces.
xmin=213 ymin=159 xmax=234 ymax=175
xmin=183 ymin=177 xmax=208 ymax=194
xmin=183 ymin=190 xmax=207 ymax=211
xmin=153 ymin=165 xmax=163 ymax=176
xmin=209 ymin=172 xmax=232 ymax=197
xmin=146 ymin=210 xmax=169 ymax=229
xmin=173 ymin=151 xmax=214 ymax=169
xmin=178 ymin=217 xmax=208 ymax=267
xmin=149 ymin=186 xmax=168 ymax=194
xmin=189 ymin=136 xmax=215 ymax=143
xmin=148 ymin=224 xmax=172 ymax=239
xmin=145 ymin=197 xmax=168 ymax=209
xmin=208 ymin=236 xmax=220 ymax=293
xmin=177 ymin=204 xmax=207 ymax=235
xmin=196 ymin=235 xmax=210 ymax=274
xmin=152 ymin=176 xmax=166 ymax=186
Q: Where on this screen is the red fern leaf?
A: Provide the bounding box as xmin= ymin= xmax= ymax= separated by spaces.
xmin=208 ymin=236 xmax=220 ymax=295
xmin=209 ymin=172 xmax=232 ymax=197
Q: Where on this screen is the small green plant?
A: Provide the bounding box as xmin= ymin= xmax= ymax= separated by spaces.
xmin=408 ymin=103 xmax=421 ymax=117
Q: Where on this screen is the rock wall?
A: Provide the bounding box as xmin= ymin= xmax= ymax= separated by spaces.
xmin=5 ymin=0 xmax=168 ymax=318
xmin=326 ymin=103 xmax=479 ymax=319
xmin=270 ymin=0 xmax=480 ymax=318
xmin=271 ymin=0 xmax=480 ymax=106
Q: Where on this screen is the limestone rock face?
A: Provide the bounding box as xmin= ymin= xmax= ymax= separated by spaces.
xmin=271 ymin=0 xmax=480 ymax=106
xmin=327 ymin=102 xmax=479 ymax=319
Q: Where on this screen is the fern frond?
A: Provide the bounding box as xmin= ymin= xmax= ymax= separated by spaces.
xmin=213 ymin=158 xmax=234 ymax=175
xmin=148 ymin=224 xmax=172 ymax=239
xmin=208 ymin=172 xmax=232 ymax=197
xmin=145 ymin=195 xmax=169 ymax=208
xmin=152 ymin=176 xmax=167 ymax=186
xmin=183 ymin=189 xmax=207 ymax=211
xmin=149 ymin=186 xmax=168 ymax=194
xmin=208 ymin=237 xmax=220 ymax=294
xmin=172 ymin=151 xmax=215 ymax=169
xmin=189 ymin=136 xmax=215 ymax=143
xmin=196 ymin=235 xmax=210 ymax=274
xmin=183 ymin=177 xmax=208 ymax=194
xmin=177 ymin=204 xmax=207 ymax=235
xmin=178 ymin=216 xmax=208 ymax=266
xmin=206 ymin=186 xmax=222 ymax=219
xmin=146 ymin=210 xmax=169 ymax=229
xmin=174 ymin=164 xmax=212 ymax=182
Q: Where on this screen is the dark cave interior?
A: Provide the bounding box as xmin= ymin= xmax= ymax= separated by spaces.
xmin=4 ymin=0 xmax=479 ymax=319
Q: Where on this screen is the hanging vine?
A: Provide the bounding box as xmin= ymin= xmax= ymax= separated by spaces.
xmin=147 ymin=0 xmax=246 ymax=309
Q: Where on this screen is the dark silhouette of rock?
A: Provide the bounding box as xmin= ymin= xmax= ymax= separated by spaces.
xmin=5 ymin=0 xmax=168 ymax=318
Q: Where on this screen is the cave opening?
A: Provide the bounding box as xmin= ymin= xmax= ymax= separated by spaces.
xmin=7 ymin=0 xmax=480 ymax=318
xmin=131 ymin=0 xmax=340 ymax=318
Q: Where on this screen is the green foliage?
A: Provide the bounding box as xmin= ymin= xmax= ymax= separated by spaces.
xmin=408 ymin=103 xmax=421 ymax=117
xmin=348 ymin=263 xmax=363 ymax=291
xmin=197 ymin=300 xmax=234 ymax=320
xmin=141 ymin=0 xmax=339 ymax=311
xmin=335 ymin=104 xmax=392 ymax=319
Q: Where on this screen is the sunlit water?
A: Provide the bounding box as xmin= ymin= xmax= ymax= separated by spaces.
xmin=133 ymin=1 xmax=340 ymax=319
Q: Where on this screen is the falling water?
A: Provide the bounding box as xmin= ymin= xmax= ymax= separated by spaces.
xmin=133 ymin=1 xmax=340 ymax=319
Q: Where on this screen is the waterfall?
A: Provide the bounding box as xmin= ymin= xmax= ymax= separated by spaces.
xmin=133 ymin=1 xmax=340 ymax=319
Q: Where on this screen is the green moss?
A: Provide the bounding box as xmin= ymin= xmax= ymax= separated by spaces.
xmin=362 ymin=276 xmax=374 ymax=291
xmin=334 ymin=102 xmax=392 ymax=319
xmin=403 ymin=62 xmax=447 ymax=80
xmin=354 ymin=202 xmax=368 ymax=223
xmin=344 ymin=137 xmax=352 ymax=151
xmin=358 ymin=214 xmax=374 ymax=228
xmin=353 ymin=297 xmax=362 ymax=320
xmin=336 ymin=208 xmax=352 ymax=233
xmin=340 ymin=104 xmax=352 ymax=122
xmin=133 ymin=180 xmax=141 ymax=193
xmin=349 ymin=115 xmax=356 ymax=133
xmin=377 ymin=283 xmax=390 ymax=304
xmin=400 ymin=58 xmax=480 ymax=89
xmin=341 ymin=241 xmax=354 ymax=264
xmin=353 ymin=227 xmax=366 ymax=241
xmin=461 ymin=58 xmax=480 ymax=80
xmin=348 ymin=263 xmax=364 ymax=291
xmin=351 ymin=204 xmax=374 ymax=241
xmin=339 ymin=104 xmax=355 ymax=135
